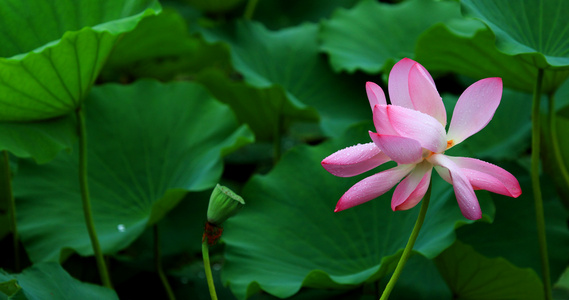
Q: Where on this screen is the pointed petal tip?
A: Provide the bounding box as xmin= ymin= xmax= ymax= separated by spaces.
xmin=478 ymin=77 xmax=503 ymax=91
xmin=407 ymin=63 xmax=446 ymax=125
xmin=334 ymin=198 xmax=350 ymax=212
xmin=459 ymin=200 xmax=483 ymax=221
xmin=321 ymin=143 xmax=390 ymax=177
xmin=464 ymin=210 xmax=482 ymax=221
xmin=447 ymin=76 xmax=504 ymax=145
xmin=447 ymin=156 xmax=522 ymax=199
xmin=488 ymin=77 xmax=503 ymax=83
xmin=459 ymin=199 xmax=482 ymax=220
xmin=511 ymin=188 xmax=522 ymax=198
xmin=366 ymin=81 xmax=386 ymax=109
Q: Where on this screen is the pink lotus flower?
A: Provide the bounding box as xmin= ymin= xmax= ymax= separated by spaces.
xmin=321 ymin=58 xmax=521 ymax=220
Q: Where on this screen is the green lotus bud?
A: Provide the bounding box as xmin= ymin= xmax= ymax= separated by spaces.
xmin=207 ymin=184 xmax=245 ymax=226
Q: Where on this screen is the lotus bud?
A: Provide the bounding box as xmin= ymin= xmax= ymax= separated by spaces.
xmin=207 ymin=184 xmax=245 ymax=226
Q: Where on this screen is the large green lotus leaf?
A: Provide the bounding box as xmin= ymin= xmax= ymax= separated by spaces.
xmin=0 ymin=116 xmax=76 ymax=164
xmin=13 ymin=80 xmax=254 ymax=262
xmin=0 ymin=0 xmax=161 ymax=121
xmin=113 ymin=190 xmax=210 ymax=271
xmin=221 ymin=122 xmax=494 ymax=299
xmin=194 ymin=69 xmax=319 ymax=141
xmin=100 ymin=10 xmax=233 ymax=83
xmin=101 ymin=11 xmax=317 ymax=140
xmin=554 ymin=267 xmax=569 ymax=299
xmin=442 ymin=88 xmax=532 ymax=160
xmin=0 ymin=263 xmax=117 ymax=300
xmin=102 ymin=12 xmax=319 ymax=140
xmin=461 ymin=0 xmax=569 ymax=69
xmin=115 ymin=191 xmax=241 ymax=299
xmin=319 ymin=0 xmax=460 ymax=74
xmin=252 ymin=0 xmax=359 ymax=30
xmin=415 ymin=19 xmax=569 ymax=94
xmin=457 ymin=166 xmax=569 ymax=282
xmin=435 ymin=241 xmax=543 ymax=300
xmin=194 ymin=21 xmax=370 ymax=137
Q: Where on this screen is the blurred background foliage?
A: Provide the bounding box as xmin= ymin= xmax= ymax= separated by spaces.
xmin=1 ymin=0 xmax=569 ymax=299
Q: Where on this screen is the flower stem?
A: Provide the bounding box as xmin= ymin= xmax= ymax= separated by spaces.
xmin=379 ymin=181 xmax=432 ymax=300
xmin=77 ymin=107 xmax=113 ymax=289
xmin=154 ymin=225 xmax=176 ymax=300
xmin=548 ymin=93 xmax=569 ymax=202
xmin=2 ymin=150 xmax=19 ymax=272
xmin=531 ymin=68 xmax=552 ymax=300
xmin=243 ymin=0 xmax=259 ymax=20
xmin=202 ymin=241 xmax=218 ymax=300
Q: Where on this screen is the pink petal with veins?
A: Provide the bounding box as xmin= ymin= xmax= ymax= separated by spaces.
xmin=392 ymin=162 xmax=432 ymax=211
xmin=369 ymin=132 xmax=423 ymax=164
xmin=429 ymin=154 xmax=481 ymax=220
xmin=322 ymin=142 xmax=391 ymax=177
xmin=335 ymin=164 xmax=414 ymax=212
xmin=388 ymin=59 xmax=436 ymax=109
xmin=366 ymin=82 xmax=387 ymax=111
xmin=373 ymin=104 xmax=398 ymax=136
xmin=388 ymin=58 xmax=416 ymax=109
xmin=449 ymin=156 xmax=521 ymax=197
xmin=382 ymin=105 xmax=447 ymax=153
xmin=408 ymin=64 xmax=447 ymax=126
xmin=447 ymin=78 xmax=503 ymax=146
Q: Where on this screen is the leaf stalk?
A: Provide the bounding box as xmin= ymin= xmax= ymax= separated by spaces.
xmin=547 ymin=93 xmax=569 ymax=204
xmin=531 ymin=68 xmax=552 ymax=300
xmin=243 ymin=0 xmax=259 ymax=20
xmin=77 ymin=107 xmax=113 ymax=289
xmin=154 ymin=225 xmax=176 ymax=300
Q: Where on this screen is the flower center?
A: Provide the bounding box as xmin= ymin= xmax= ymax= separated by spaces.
xmin=422 ymin=149 xmax=435 ymax=160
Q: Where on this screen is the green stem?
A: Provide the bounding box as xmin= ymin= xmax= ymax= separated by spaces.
xmin=531 ymin=68 xmax=552 ymax=300
xmin=2 ymin=150 xmax=19 ymax=272
xmin=154 ymin=225 xmax=176 ymax=300
xmin=77 ymin=108 xmax=113 ymax=289
xmin=380 ymin=181 xmax=432 ymax=300
xmin=243 ymin=0 xmax=259 ymax=20
xmin=548 ymin=93 xmax=569 ymax=198
xmin=202 ymin=241 xmax=218 ymax=300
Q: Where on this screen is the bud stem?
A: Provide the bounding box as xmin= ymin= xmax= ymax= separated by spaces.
xmin=202 ymin=241 xmax=218 ymax=300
